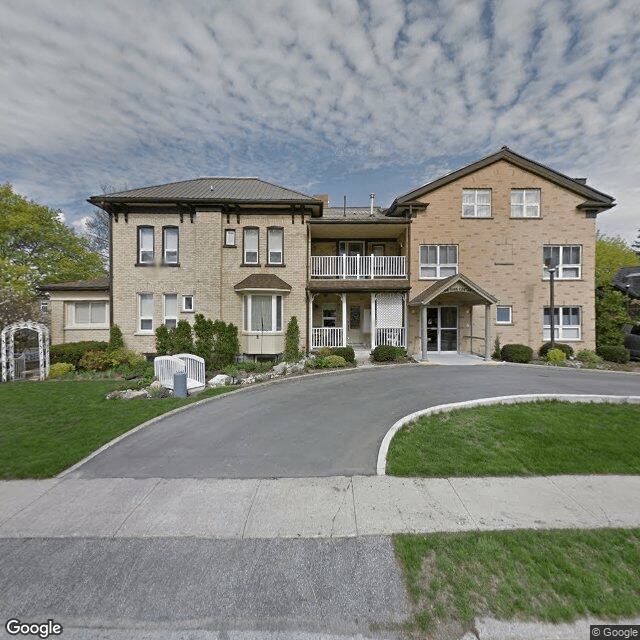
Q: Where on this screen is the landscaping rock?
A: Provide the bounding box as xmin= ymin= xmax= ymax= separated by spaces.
xmin=121 ymin=389 xmax=149 ymax=400
xmin=272 ymin=362 xmax=288 ymax=375
xmin=208 ymin=374 xmax=231 ymax=387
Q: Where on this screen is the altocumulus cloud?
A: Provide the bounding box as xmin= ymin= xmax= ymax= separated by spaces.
xmin=1 ymin=0 xmax=639 ymax=240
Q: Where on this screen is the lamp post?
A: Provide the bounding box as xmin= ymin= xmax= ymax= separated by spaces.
xmin=544 ymin=258 xmax=557 ymax=349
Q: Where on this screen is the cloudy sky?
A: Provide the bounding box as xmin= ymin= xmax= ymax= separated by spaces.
xmin=1 ymin=0 xmax=639 ymax=244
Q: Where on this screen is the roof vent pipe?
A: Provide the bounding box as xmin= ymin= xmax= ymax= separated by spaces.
xmin=370 ymin=193 xmax=375 ymax=217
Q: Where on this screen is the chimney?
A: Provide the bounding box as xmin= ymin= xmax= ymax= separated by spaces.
xmin=313 ymin=194 xmax=329 ymax=207
xmin=370 ymin=193 xmax=375 ymax=217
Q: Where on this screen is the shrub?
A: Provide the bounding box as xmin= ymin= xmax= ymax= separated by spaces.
xmin=597 ymin=345 xmax=630 ymax=364
xmin=330 ymin=346 xmax=355 ymax=363
xmin=545 ymin=348 xmax=566 ymax=364
xmin=50 ymin=341 xmax=110 ymax=368
xmin=372 ymin=345 xmax=398 ymax=362
xmin=155 ymin=324 xmax=172 ymax=356
xmin=48 ymin=362 xmax=75 ymax=378
xmin=596 ymin=286 xmax=633 ymax=348
xmin=315 ymin=347 xmax=331 ymax=357
xmin=213 ymin=321 xmax=239 ymax=368
xmin=538 ymin=342 xmax=574 ymax=359
xmin=576 ymin=349 xmax=604 ymax=368
xmin=194 ymin=314 xmax=216 ymax=368
xmin=500 ymin=344 xmax=533 ymax=363
xmin=174 ymin=320 xmax=195 ymax=354
xmin=321 ymin=354 xmax=347 ymax=368
xmin=109 ymin=325 xmax=125 ymax=351
xmin=493 ymin=336 xmax=501 ymax=360
xmin=284 ymin=316 xmax=301 ymax=362
xmin=79 ymin=347 xmax=146 ymax=372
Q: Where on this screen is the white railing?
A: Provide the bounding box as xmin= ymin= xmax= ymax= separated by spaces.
xmin=311 ymin=255 xmax=406 ymax=279
xmin=311 ymin=327 xmax=344 ymax=348
xmin=376 ymin=327 xmax=406 ymax=347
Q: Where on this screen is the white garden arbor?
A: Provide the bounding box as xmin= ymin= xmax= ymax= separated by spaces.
xmin=1 ymin=321 xmax=50 ymax=382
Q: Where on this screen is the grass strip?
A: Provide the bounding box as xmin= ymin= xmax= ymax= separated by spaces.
xmin=386 ymin=401 xmax=640 ymax=477
xmin=395 ymin=528 xmax=640 ymax=635
xmin=0 ymin=379 xmax=233 ymax=479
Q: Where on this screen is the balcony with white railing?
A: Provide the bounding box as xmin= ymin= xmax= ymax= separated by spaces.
xmin=310 ymin=255 xmax=406 ymax=279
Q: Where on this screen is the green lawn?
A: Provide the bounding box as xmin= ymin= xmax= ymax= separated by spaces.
xmin=395 ymin=529 xmax=640 ymax=634
xmin=386 ymin=401 xmax=640 ymax=477
xmin=0 ymin=379 xmax=233 ymax=479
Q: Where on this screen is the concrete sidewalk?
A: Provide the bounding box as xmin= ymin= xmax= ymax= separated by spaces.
xmin=2 ymin=474 xmax=639 ymax=539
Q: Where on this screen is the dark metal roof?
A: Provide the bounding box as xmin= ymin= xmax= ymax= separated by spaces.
xmin=308 ymin=279 xmax=410 ymax=293
xmin=234 ymin=274 xmax=292 ymax=291
xmin=39 ymin=277 xmax=110 ymax=292
xmin=613 ymin=267 xmax=640 ymax=299
xmin=89 ymin=178 xmax=321 ymax=205
xmin=388 ymin=147 xmax=615 ymax=216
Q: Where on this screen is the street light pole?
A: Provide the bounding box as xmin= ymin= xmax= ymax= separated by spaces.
xmin=545 ymin=258 xmax=557 ymax=349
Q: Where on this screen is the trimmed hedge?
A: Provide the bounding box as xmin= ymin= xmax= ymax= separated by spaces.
xmin=500 ymin=344 xmax=533 ymax=363
xmin=50 ymin=341 xmax=110 ymax=368
xmin=538 ymin=342 xmax=574 ymax=359
xmin=48 ymin=363 xmax=75 ymax=378
xmin=321 ymin=354 xmax=347 ymax=368
xmin=545 ymin=348 xmax=566 ymax=363
xmin=372 ymin=345 xmax=399 ymax=362
xmin=330 ymin=346 xmax=355 ymax=363
xmin=597 ymin=345 xmax=630 ymax=364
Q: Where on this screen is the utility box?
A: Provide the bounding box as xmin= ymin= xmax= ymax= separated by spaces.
xmin=173 ymin=371 xmax=187 ymax=398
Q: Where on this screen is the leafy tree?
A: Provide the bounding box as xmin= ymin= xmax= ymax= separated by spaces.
xmin=595 ymin=234 xmax=640 ymax=288
xmin=173 ymin=320 xmax=195 ymax=354
xmin=193 ymin=313 xmax=216 ymax=368
xmin=633 ymin=228 xmax=640 ymax=258
xmin=0 ymin=183 xmax=105 ymax=297
xmin=595 ymin=287 xmax=632 ymax=347
xmin=0 ymin=286 xmax=46 ymax=329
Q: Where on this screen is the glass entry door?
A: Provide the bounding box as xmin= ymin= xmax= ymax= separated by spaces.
xmin=425 ymin=306 xmax=458 ymax=352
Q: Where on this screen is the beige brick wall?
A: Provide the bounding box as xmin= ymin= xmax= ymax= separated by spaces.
xmin=408 ymin=160 xmax=597 ymax=355
xmin=112 ymin=208 xmax=308 ymax=356
xmin=47 ymin=290 xmax=110 ymax=345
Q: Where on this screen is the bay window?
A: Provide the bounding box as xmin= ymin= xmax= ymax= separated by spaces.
xmin=243 ymin=294 xmax=283 ymax=332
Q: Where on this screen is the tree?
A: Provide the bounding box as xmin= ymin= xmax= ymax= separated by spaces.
xmin=81 ymin=183 xmax=124 ymax=268
xmin=633 ymin=229 xmax=640 ymax=259
xmin=595 ymin=233 xmax=640 ymax=288
xmin=0 ymin=285 xmax=46 ymax=329
xmin=0 ymin=183 xmax=105 ymax=297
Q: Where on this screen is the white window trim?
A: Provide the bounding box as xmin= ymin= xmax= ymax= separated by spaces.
xmin=225 ymin=229 xmax=236 ymax=247
xmin=419 ymin=245 xmax=458 ymax=279
xmin=322 ymin=303 xmax=337 ymax=328
xmin=543 ymin=245 xmax=582 ymax=280
xmin=243 ymin=228 xmax=259 ymax=265
xmin=138 ymin=227 xmax=155 ymax=264
xmin=182 ymin=294 xmax=194 ymax=312
xmin=511 ymin=189 xmax=541 ymax=218
xmin=243 ymin=293 xmax=283 ymax=333
xmin=543 ymin=306 xmax=581 ymax=341
xmin=267 ymin=227 xmax=284 ymax=265
xmin=163 ymin=293 xmax=178 ymax=329
xmin=138 ymin=293 xmax=154 ymax=334
xmin=67 ymin=301 xmax=109 ymax=329
xmin=496 ymin=306 xmax=512 ymax=325
xmin=462 ymin=189 xmax=491 ymax=218
xmin=163 ymin=227 xmax=179 ymax=265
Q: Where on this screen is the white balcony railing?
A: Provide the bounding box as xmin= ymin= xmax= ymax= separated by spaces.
xmin=310 ymin=255 xmax=406 ymax=279
xmin=311 ymin=327 xmax=344 ymax=349
xmin=376 ymin=327 xmax=406 ymax=348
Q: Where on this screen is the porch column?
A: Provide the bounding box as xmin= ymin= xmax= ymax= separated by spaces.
xmin=403 ymin=293 xmax=408 ymax=348
xmin=484 ymin=303 xmax=491 ymax=361
xmin=308 ymin=293 xmax=315 ymax=350
xmin=341 ymin=293 xmax=347 ymax=347
xmin=370 ymin=293 xmax=376 ymax=349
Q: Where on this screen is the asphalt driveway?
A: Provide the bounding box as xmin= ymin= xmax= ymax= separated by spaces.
xmin=69 ymin=364 xmax=640 ymax=479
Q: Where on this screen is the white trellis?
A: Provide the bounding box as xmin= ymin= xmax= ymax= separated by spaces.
xmin=1 ymin=321 xmax=50 ymax=382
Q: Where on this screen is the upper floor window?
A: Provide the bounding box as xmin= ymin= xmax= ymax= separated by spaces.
xmin=163 ymin=227 xmax=179 ymax=265
xmin=243 ymin=228 xmax=259 ymax=264
xmin=462 ymin=189 xmax=491 ymax=217
xmin=268 ymin=227 xmax=284 ymax=265
xmin=511 ymin=189 xmax=540 ymax=218
xmin=420 ymin=245 xmax=458 ymax=279
xmin=543 ymin=245 xmax=581 ymax=279
xmin=543 ymin=306 xmax=581 ymax=341
xmin=138 ymin=226 xmax=154 ymax=264
xmin=225 ymin=229 xmax=236 ymax=247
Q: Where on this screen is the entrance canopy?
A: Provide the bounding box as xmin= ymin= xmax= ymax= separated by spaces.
xmin=408 ymin=273 xmax=497 ymax=307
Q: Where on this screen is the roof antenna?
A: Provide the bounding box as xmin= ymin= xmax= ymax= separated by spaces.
xmin=370 ymin=193 xmax=375 ymax=217
xmin=343 ymin=195 xmax=346 ymax=217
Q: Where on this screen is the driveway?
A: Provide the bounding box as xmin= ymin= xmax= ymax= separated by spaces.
xmin=69 ymin=364 xmax=640 ymax=479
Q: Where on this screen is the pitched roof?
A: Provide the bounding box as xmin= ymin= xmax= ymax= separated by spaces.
xmin=613 ymin=266 xmax=640 ymax=299
xmin=89 ymin=178 xmax=320 ymax=205
xmin=409 ymin=273 xmax=497 ymax=306
xmin=388 ymin=147 xmax=615 ymax=215
xmin=39 ymin=277 xmax=110 ymax=291
xmin=234 ymin=274 xmax=292 ymax=291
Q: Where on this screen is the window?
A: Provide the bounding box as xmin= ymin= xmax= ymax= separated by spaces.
xmin=543 ymin=245 xmax=581 ymax=279
xmin=225 ymin=229 xmax=236 ymax=247
xmin=71 ymin=301 xmax=107 ymax=327
xmin=163 ymin=227 xmax=179 ymax=264
xmin=322 ymin=304 xmax=337 ymax=328
xmin=164 ymin=294 xmax=178 ymax=329
xmin=462 ymin=189 xmax=491 ymax=217
xmin=543 ymin=306 xmax=581 ymax=340
xmin=138 ymin=226 xmax=154 ymax=264
xmin=419 ymin=245 xmax=458 ymax=278
xmin=182 ymin=294 xmax=194 ymax=312
xmin=511 ymin=189 xmax=540 ymax=218
xmin=138 ymin=293 xmax=154 ymax=332
xmin=243 ymin=228 xmax=259 ymax=264
xmin=243 ymin=294 xmax=283 ymax=332
xmin=268 ymin=227 xmax=284 ymax=265
xmin=496 ymin=306 xmax=512 ymax=324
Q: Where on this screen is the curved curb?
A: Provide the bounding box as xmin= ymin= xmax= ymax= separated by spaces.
xmin=376 ymin=394 xmax=640 ymax=476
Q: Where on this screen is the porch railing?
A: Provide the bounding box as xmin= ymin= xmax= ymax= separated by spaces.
xmin=311 ymin=327 xmax=344 ymax=349
xmin=376 ymin=327 xmax=406 ymax=348
xmin=311 ymin=255 xmax=406 ymax=279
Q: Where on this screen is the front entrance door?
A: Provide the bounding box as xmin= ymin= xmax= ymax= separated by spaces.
xmin=347 ymin=304 xmax=362 ymax=345
xmin=424 ymin=306 xmax=458 ymax=353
